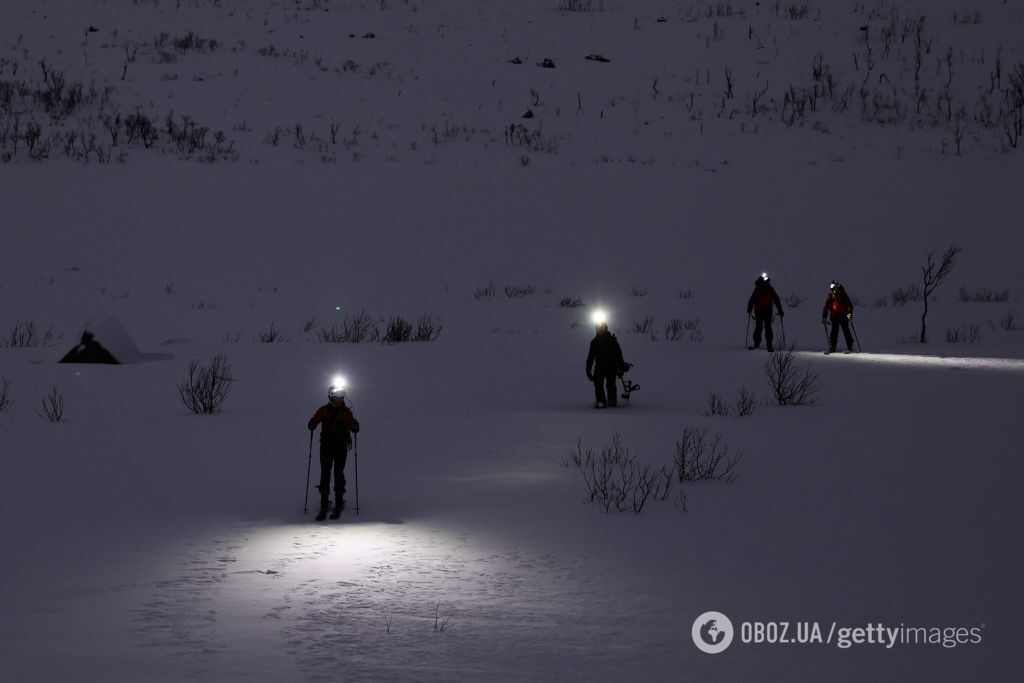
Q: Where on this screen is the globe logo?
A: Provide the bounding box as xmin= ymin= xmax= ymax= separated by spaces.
xmin=692 ymin=611 xmax=734 ymax=654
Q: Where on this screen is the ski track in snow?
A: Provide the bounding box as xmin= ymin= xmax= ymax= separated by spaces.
xmin=798 ymin=351 xmax=1024 ymax=372
xmin=131 ymin=531 xmax=248 ymax=670
xmin=266 ymin=524 xmax=574 ymax=680
xmin=122 ymin=521 xmax=630 ymax=681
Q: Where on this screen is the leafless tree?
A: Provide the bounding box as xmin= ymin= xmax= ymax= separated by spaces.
xmin=920 ymin=244 xmax=961 ymax=343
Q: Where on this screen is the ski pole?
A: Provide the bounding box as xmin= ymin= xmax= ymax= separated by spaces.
xmin=851 ymin=318 xmax=863 ymax=352
xmin=354 ymin=433 xmax=360 ymax=515
xmin=779 ymin=314 xmax=787 ymax=347
xmin=304 ymin=429 xmax=313 ymax=513
xmin=822 ymin=319 xmax=830 ymax=349
xmin=744 ymin=314 xmax=751 ymax=349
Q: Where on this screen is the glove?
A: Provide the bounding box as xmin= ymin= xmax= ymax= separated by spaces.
xmin=351 ymin=420 xmax=360 ymax=434
xmin=847 ymin=312 xmax=853 ymax=320
xmin=779 ymin=311 xmax=784 ymax=318
xmin=308 ymin=423 xmax=316 ymax=432
xmin=821 ymin=318 xmax=827 ymax=324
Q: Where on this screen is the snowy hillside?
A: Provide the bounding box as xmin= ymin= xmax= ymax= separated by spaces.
xmin=1 ymin=1 xmax=1023 ymax=681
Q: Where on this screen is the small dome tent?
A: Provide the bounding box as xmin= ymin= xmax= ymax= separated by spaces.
xmin=59 ymin=316 xmax=146 ymax=364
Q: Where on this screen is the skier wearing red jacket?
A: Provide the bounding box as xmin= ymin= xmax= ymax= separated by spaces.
xmin=746 ymin=274 xmax=784 ymax=351
xmin=308 ymin=385 xmax=360 ymax=520
xmin=822 ymin=281 xmax=855 ymax=354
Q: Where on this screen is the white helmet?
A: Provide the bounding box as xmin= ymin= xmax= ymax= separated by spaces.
xmin=328 ymin=385 xmax=347 ymax=400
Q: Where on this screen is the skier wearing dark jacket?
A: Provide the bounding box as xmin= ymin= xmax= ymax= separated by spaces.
xmin=822 ymin=281 xmax=855 ymax=353
xmin=586 ymin=318 xmax=626 ymax=409
xmin=308 ymin=385 xmax=360 ymax=519
xmin=746 ymin=274 xmax=784 ymax=351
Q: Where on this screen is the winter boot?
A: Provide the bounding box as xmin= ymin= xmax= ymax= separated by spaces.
xmin=315 ymin=497 xmax=329 ymax=521
xmin=329 ymin=499 xmax=345 ymax=520
xmin=593 ymin=400 xmax=606 ymax=409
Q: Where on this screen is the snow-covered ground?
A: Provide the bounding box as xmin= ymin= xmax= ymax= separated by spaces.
xmin=2 ymin=1 xmax=1023 ymax=681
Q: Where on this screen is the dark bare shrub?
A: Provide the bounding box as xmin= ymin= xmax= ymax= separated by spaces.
xmin=891 ymin=285 xmax=922 ymax=306
xmin=37 ymin=385 xmax=64 ymax=422
xmin=945 ymin=324 xmax=981 ymax=343
xmin=473 ymin=282 xmax=496 ymax=300
xmin=735 ymin=387 xmax=756 ymax=416
xmin=959 ymin=286 xmax=1010 ymax=303
xmin=318 ymin=309 xmax=378 ymax=343
xmin=414 ymin=314 xmax=443 ymax=341
xmin=6 ymin=320 xmax=60 ymax=347
xmin=558 ymin=0 xmax=603 ymax=10
xmin=0 ymin=376 xmax=13 ymax=416
xmin=702 ymin=387 xmax=754 ymax=417
xmin=257 ymin=322 xmax=289 ymax=343
xmin=178 ymin=355 xmax=234 ymax=414
xmin=560 ymin=296 xmax=584 ymax=308
xmin=674 ymin=428 xmax=742 ymax=482
xmin=4 ymin=320 xmax=37 ymax=348
xmin=632 ymin=316 xmax=656 ymax=340
xmin=765 ymin=345 xmax=819 ymax=406
xmin=1000 ymin=309 xmax=1017 ymax=332
xmin=381 ymin=317 xmax=413 ymax=343
xmin=665 ymin=317 xmax=702 ymax=341
xmin=703 ymin=391 xmax=731 ymax=416
xmin=684 ymin=318 xmax=703 ymax=341
xmin=504 ymin=284 xmax=536 ymax=298
xmin=565 ymin=433 xmax=672 ymax=514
